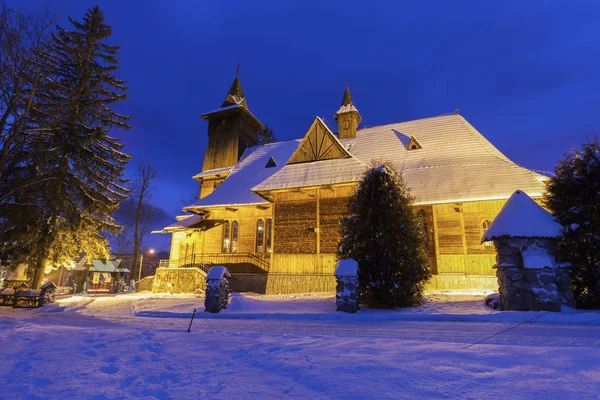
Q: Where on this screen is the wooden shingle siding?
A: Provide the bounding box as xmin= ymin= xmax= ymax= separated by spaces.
xmin=274 ymin=201 xmax=317 ymax=254
xmin=319 ymin=197 xmax=348 ymax=254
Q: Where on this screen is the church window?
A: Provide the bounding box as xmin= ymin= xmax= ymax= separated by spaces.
xmin=417 ymin=209 xmax=429 ymax=250
xmin=482 ymin=220 xmax=493 ymax=247
xmin=255 ymin=218 xmax=273 ymax=253
xmin=222 ymin=221 xmax=231 ymax=253
xmin=256 ymin=219 xmax=265 ymax=253
xmin=231 ymin=221 xmax=239 ymax=253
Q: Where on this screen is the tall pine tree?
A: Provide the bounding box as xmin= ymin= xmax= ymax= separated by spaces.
xmin=338 ymin=164 xmax=429 ymax=308
xmin=546 ymin=137 xmax=600 ymax=309
xmin=26 ymin=6 xmax=131 ymax=287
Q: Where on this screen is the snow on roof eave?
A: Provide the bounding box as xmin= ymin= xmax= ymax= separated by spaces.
xmin=252 ymin=181 xmax=360 ymax=194
xmin=192 ymin=166 xmax=233 ymax=181
xmin=201 ymin=104 xmax=265 ymax=130
xmin=182 ymin=201 xmax=271 ymax=212
xmin=412 ymin=191 xmax=546 ymax=207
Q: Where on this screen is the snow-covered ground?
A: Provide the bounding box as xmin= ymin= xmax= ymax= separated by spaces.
xmin=1 ymin=292 xmax=600 ymax=399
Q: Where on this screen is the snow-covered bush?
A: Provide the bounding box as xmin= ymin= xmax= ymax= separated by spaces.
xmin=546 ymin=136 xmax=600 ymax=309
xmin=338 ymin=163 xmax=429 ymax=308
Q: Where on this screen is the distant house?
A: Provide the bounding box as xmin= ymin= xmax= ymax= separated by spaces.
xmin=155 ymin=74 xmax=548 ymax=294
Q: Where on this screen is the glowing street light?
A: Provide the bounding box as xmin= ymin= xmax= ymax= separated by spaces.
xmin=138 ymin=249 xmax=156 ymax=281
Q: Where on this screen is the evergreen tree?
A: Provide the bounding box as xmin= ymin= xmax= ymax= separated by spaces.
xmin=546 ymin=137 xmax=600 ymax=309
xmin=25 ymin=6 xmax=131 ymax=287
xmin=257 ymin=126 xmax=276 ymax=145
xmin=338 ymin=163 xmax=429 ymax=308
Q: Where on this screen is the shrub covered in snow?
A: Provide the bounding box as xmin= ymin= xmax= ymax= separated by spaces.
xmin=546 ymin=137 xmax=600 ymax=309
xmin=338 ymin=163 xmax=429 ymax=308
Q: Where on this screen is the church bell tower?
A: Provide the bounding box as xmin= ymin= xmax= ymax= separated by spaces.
xmin=198 ymin=70 xmax=265 ymax=197
xmin=334 ymin=83 xmax=361 ymax=139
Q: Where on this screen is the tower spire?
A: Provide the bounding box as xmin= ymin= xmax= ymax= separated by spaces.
xmin=334 ymin=81 xmax=362 ymax=139
xmin=222 ymin=64 xmax=247 ymax=108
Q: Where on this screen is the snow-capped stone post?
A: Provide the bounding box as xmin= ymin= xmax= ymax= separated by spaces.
xmin=204 ymin=266 xmax=231 ymax=313
xmin=483 ymin=190 xmax=574 ymax=312
xmin=335 ymin=259 xmax=360 ymax=313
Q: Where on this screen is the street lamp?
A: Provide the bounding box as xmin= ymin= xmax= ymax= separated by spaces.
xmin=138 ymin=249 xmax=155 ymax=281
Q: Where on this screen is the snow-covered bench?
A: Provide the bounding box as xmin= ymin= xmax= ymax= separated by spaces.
xmin=0 ymin=287 xmax=17 ymax=306
xmin=12 ymin=282 xmax=57 ymax=308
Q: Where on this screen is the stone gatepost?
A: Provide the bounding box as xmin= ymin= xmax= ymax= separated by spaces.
xmin=483 ymin=190 xmax=574 ymax=312
xmin=494 ymin=237 xmax=574 ymax=311
xmin=205 ymin=266 xmax=231 ymax=313
xmin=335 ymin=259 xmax=360 ymax=313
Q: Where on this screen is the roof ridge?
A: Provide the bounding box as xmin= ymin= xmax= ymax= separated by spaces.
xmin=356 ymin=112 xmax=458 ymax=134
xmin=455 ymin=116 xmax=514 ymax=165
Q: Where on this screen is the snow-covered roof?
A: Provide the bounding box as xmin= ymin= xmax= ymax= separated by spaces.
xmin=206 ymin=265 xmax=231 ymax=280
xmin=192 ymin=166 xmax=233 ymax=181
xmin=254 ymin=114 xmax=547 ymax=201
xmin=336 ymin=104 xmax=359 ymax=115
xmin=184 ymin=140 xmax=300 ymax=210
xmin=340 ymin=114 xmax=548 ymax=204
xmin=155 ymin=214 xmax=204 ymax=233
xmin=253 ymin=156 xmax=367 ymax=192
xmin=482 ymin=190 xmax=563 ymax=242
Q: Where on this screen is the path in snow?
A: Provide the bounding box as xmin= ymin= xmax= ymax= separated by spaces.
xmin=0 ymin=293 xmax=599 ymax=399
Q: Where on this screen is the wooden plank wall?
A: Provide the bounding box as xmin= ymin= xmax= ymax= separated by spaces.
xmin=170 ymin=205 xmax=274 ymax=259
xmin=433 ymin=199 xmax=507 ymax=276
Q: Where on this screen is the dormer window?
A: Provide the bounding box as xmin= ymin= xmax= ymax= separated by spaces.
xmin=265 ymin=156 xmax=276 ymax=168
xmin=407 ymin=136 xmax=422 ymax=151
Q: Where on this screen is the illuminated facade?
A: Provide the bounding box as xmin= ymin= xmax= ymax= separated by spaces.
xmin=156 ymin=75 xmax=548 ymax=294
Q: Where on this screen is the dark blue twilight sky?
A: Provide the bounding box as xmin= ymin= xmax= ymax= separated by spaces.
xmin=9 ymin=1 xmax=600 ymax=249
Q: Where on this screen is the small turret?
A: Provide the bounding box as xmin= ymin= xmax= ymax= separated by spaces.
xmin=334 ymin=82 xmax=362 ymax=139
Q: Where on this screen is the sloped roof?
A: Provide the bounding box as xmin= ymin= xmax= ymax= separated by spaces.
xmin=179 ymin=114 xmax=548 ymax=217
xmin=184 ymin=140 xmax=300 ymax=209
xmin=192 ymin=166 xmax=233 ymax=181
xmin=339 ymin=114 xmax=548 ymax=204
xmin=482 ymin=190 xmax=562 ymax=241
xmin=253 ymin=114 xmax=547 ymax=201
xmin=155 ymin=214 xmax=204 ymax=233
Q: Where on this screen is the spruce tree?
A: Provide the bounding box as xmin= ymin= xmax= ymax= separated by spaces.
xmin=26 ymin=6 xmax=131 ymax=287
xmin=257 ymin=126 xmax=276 ymax=145
xmin=546 ymin=137 xmax=600 ymax=309
xmin=338 ymin=163 xmax=429 ymax=308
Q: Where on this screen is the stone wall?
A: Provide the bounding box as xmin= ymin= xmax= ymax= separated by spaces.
xmin=496 ymin=266 xmax=573 ymax=311
xmin=494 ymin=237 xmax=574 ymax=311
xmin=136 ymin=276 xmax=154 ymax=292
xmin=229 ymin=274 xmax=267 ymax=293
xmin=152 ymin=268 xmax=206 ymax=294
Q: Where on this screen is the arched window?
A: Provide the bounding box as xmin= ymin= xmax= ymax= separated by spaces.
xmin=222 ymin=221 xmax=231 ymax=253
xmin=255 ymin=218 xmax=273 ymax=253
xmin=256 ymin=219 xmax=265 ymax=253
xmin=265 ymin=219 xmax=273 ymax=253
xmin=231 ymin=221 xmax=239 ymax=253
xmin=482 ymin=220 xmax=493 ymax=247
xmin=418 ymin=209 xmax=429 ymax=250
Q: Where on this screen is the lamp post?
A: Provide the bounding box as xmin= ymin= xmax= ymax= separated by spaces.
xmin=138 ymin=249 xmax=155 ymax=281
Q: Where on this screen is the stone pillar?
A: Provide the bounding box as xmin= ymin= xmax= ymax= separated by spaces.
xmin=205 ymin=266 xmax=231 ymax=313
xmin=334 ymin=259 xmax=360 ymax=313
xmin=494 ymin=237 xmax=574 ymax=312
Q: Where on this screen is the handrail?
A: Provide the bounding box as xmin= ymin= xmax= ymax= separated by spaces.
xmin=159 ymin=252 xmax=270 ymax=273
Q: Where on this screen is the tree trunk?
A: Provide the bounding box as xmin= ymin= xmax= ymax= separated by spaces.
xmin=31 ymin=254 xmax=46 ymax=289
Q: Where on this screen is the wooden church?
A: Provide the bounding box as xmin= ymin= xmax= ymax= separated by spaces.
xmin=154 ymin=73 xmax=548 ymax=294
